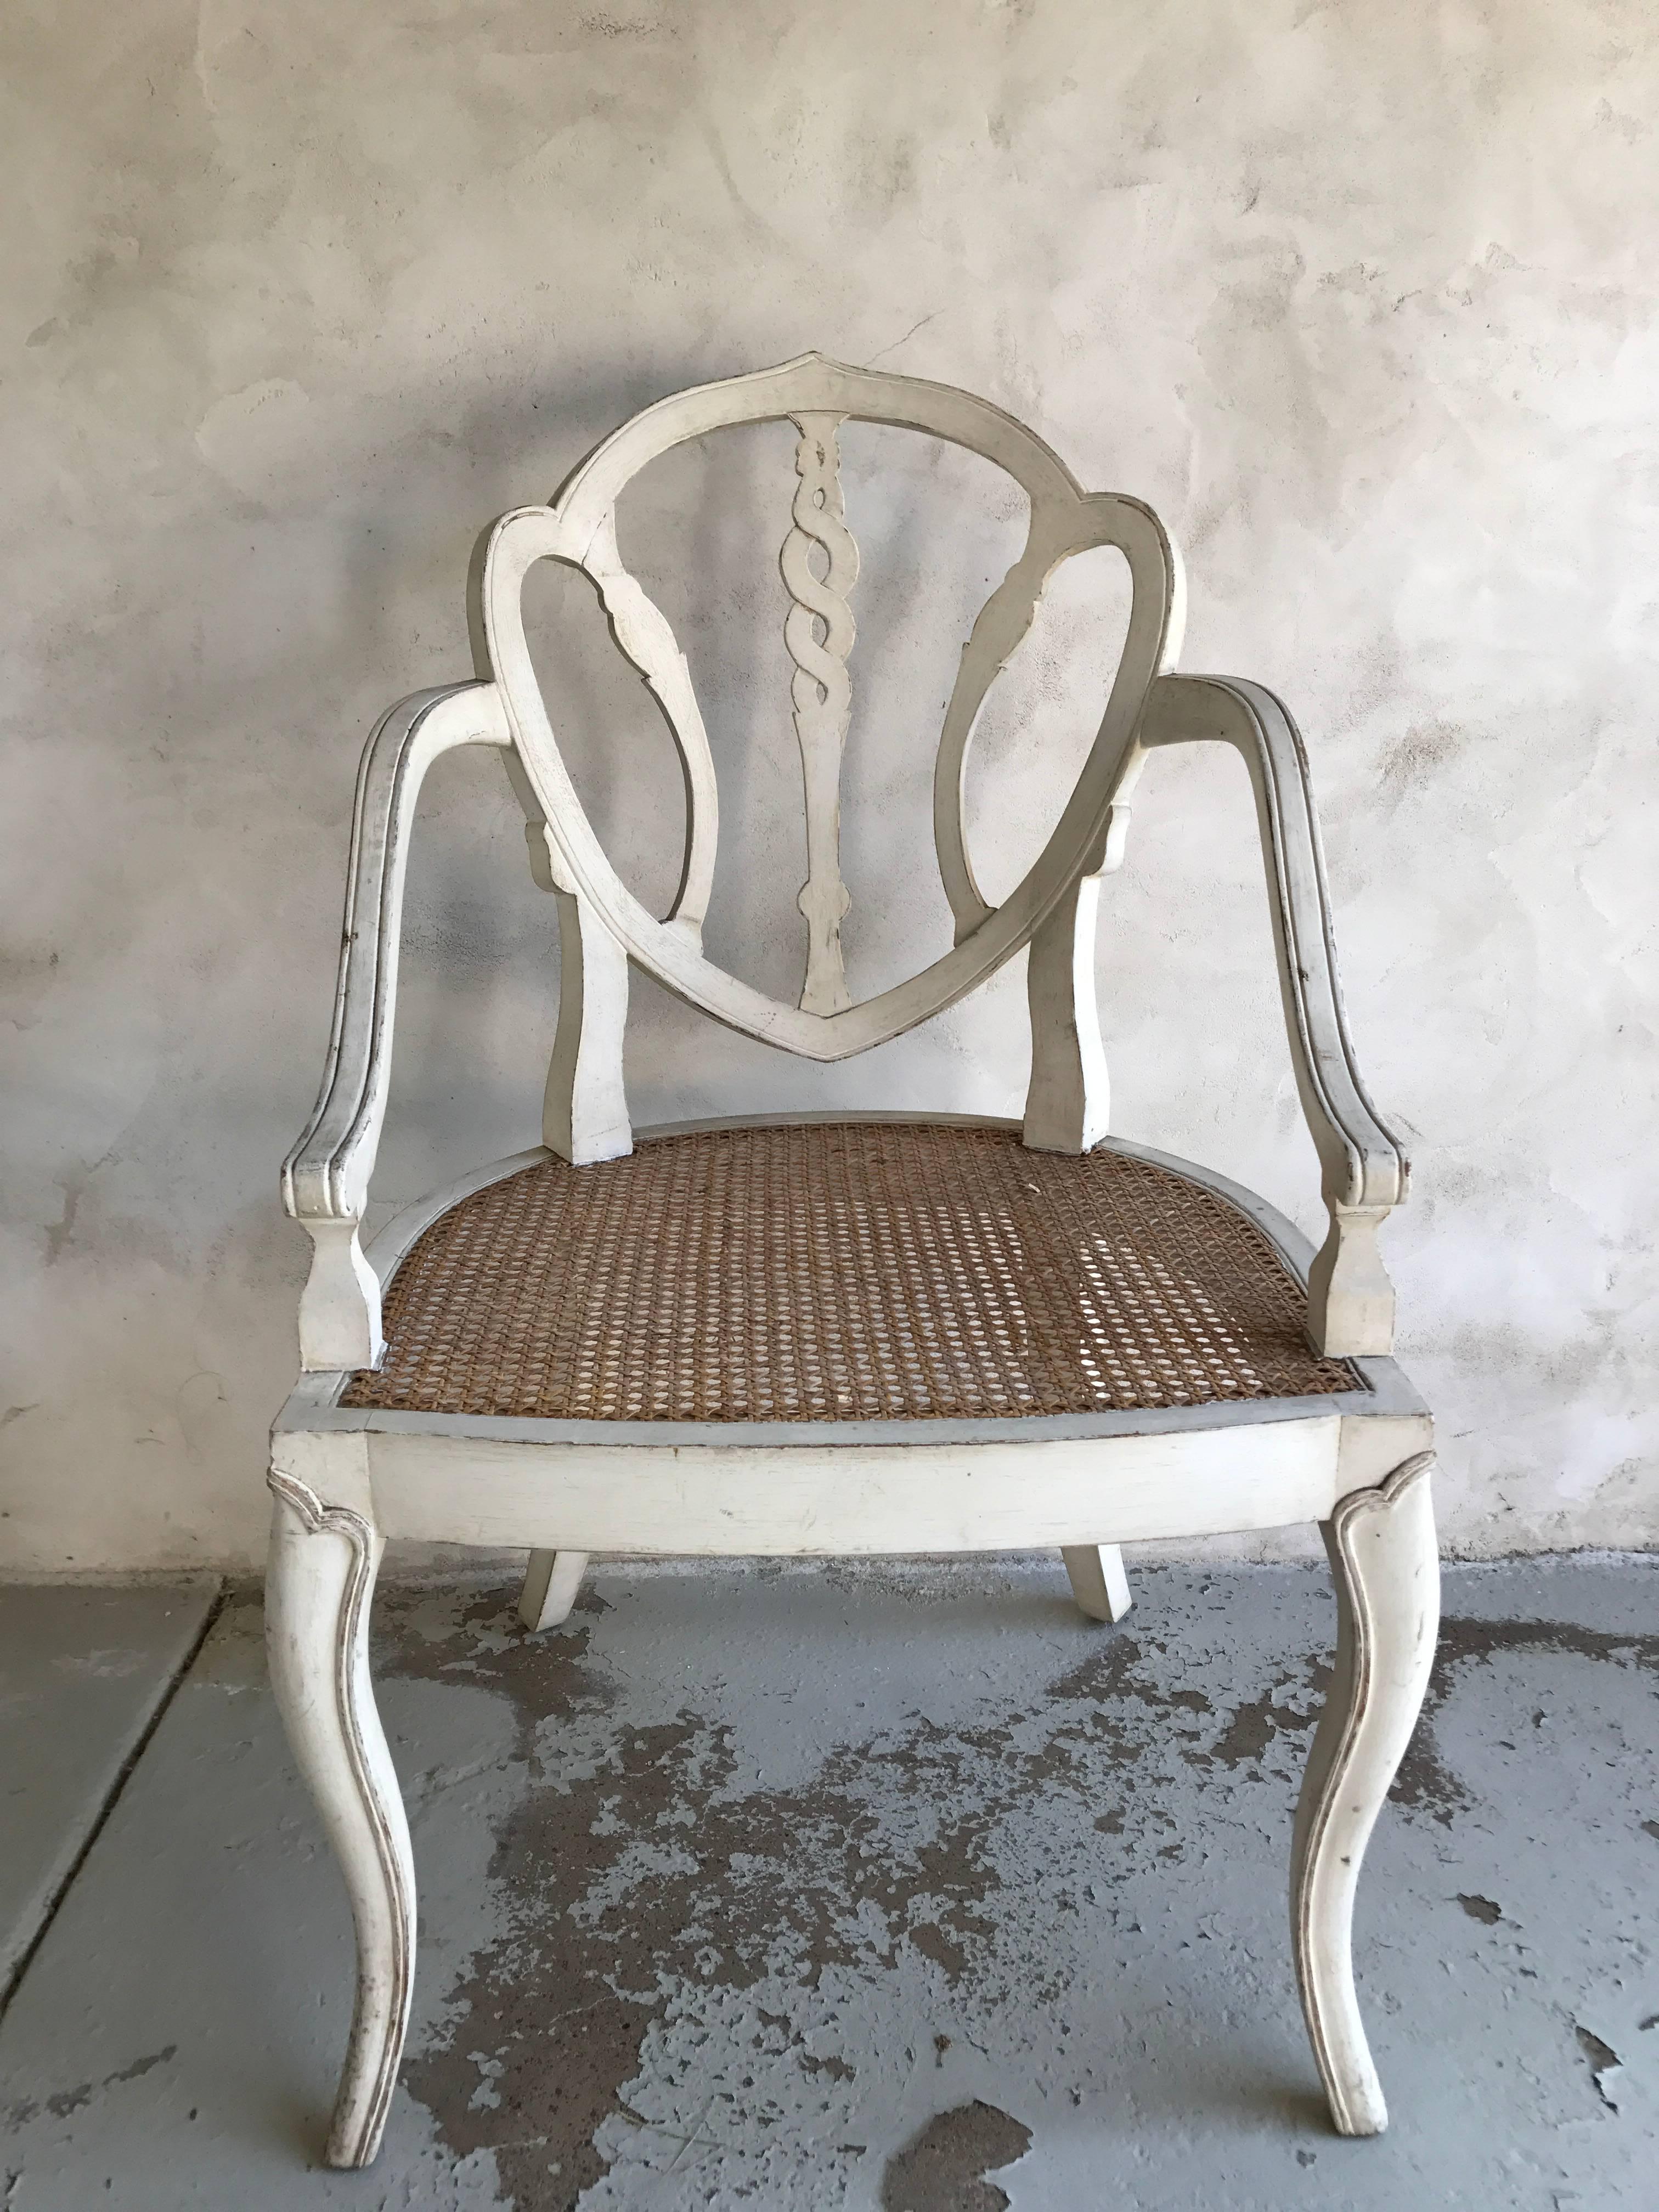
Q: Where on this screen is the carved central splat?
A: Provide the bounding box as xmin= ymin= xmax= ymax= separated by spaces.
xmin=782 ymin=412 xmax=859 ymax=1014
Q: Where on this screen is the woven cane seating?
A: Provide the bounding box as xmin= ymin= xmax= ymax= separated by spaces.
xmin=343 ymin=1122 xmax=1356 ymax=1424
xmin=266 ymin=354 xmax=1440 ymax=2172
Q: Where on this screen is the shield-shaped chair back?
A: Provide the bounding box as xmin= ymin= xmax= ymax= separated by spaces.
xmin=476 ymin=352 xmax=1185 ymax=1064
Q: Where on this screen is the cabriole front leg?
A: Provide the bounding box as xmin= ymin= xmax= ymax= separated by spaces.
xmin=1291 ymin=1453 xmax=1438 ymax=2135
xmin=266 ymin=1471 xmax=415 ymax=2169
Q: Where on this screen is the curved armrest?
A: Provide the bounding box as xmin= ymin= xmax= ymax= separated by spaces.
xmin=1140 ymin=673 xmax=1408 ymax=1356
xmin=282 ymin=681 xmax=512 ymax=1368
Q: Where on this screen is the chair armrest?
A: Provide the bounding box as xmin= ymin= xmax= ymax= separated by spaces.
xmin=281 ymin=681 xmax=512 ymax=1368
xmin=1139 ymin=673 xmax=1408 ymax=1356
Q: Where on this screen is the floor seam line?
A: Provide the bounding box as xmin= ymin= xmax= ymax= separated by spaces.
xmin=0 ymin=1579 xmax=228 ymax=2019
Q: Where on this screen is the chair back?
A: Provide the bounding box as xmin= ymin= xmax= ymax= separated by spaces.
xmin=476 ymin=352 xmax=1184 ymax=1060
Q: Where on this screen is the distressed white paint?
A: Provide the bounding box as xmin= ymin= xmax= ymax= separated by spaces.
xmin=3 ymin=2 xmax=1657 ymax=1570
xmin=264 ymin=1475 xmax=415 ymax=2167
xmin=1023 ymin=873 xmax=1110 ymax=1155
xmin=1291 ymin=1453 xmax=1441 ymax=2134
xmin=289 ymin=1417 xmax=1353 ymax=1556
xmin=269 ymin=1046 xmax=1439 ymax=2161
xmin=281 ymin=682 xmax=514 ymax=1366
xmin=1141 ymin=675 xmax=1409 ymax=1355
xmin=271 ymin=1026 xmax=1437 ymax=2160
xmin=281 ymin=360 xmax=1397 ymax=1370
xmin=476 ymin=359 xmax=1182 ymax=1063
xmin=268 ymin=1434 xmax=1440 ymax=2160
xmin=270 ymin=1150 xmax=1437 ymax=2168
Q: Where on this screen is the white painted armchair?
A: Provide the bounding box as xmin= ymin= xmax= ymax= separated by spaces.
xmin=267 ymin=355 xmax=1437 ymax=2168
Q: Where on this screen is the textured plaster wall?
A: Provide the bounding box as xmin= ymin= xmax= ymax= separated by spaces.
xmin=2 ymin=1 xmax=1655 ymax=1571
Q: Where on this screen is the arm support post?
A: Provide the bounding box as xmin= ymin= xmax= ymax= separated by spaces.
xmin=543 ymin=887 xmax=632 ymax=1165
xmin=1140 ymin=674 xmax=1408 ymax=1356
xmin=500 ymin=749 xmax=634 ymax=1166
xmin=1024 ymin=872 xmax=1109 ymax=1153
xmin=282 ymin=681 xmax=512 ymax=1369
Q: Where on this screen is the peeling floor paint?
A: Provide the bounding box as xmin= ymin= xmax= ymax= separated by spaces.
xmin=879 ymin=2100 xmax=1031 ymax=2211
xmin=0 ymin=1555 xmax=1654 ymax=2208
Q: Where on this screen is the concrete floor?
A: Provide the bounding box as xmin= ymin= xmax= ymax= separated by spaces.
xmin=0 ymin=1582 xmax=221 ymax=2007
xmin=0 ymin=1556 xmax=1653 ymax=2210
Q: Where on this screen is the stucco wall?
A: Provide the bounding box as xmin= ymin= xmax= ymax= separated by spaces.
xmin=3 ymin=0 xmax=1655 ymax=1571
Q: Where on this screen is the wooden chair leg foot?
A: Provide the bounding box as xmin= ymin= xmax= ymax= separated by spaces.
xmin=1062 ymin=1543 xmax=1132 ymax=1623
xmin=518 ymin=1549 xmax=590 ymax=1632
xmin=266 ymin=1472 xmax=415 ymax=2170
xmin=1291 ymin=1454 xmax=1438 ymax=2136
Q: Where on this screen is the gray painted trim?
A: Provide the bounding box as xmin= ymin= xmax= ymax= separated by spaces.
xmin=366 ymin=1147 xmax=551 ymax=1289
xmin=276 ymin=1382 xmax=1417 ymax=1451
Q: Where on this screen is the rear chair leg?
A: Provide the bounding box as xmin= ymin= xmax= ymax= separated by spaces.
xmin=1292 ymin=1454 xmax=1438 ymax=2136
xmin=1063 ymin=1544 xmax=1132 ymax=1623
xmin=266 ymin=1471 xmax=415 ymax=2169
xmin=519 ymin=1549 xmax=590 ymax=1632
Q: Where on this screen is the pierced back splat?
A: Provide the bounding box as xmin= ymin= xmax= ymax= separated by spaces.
xmin=782 ymin=412 xmax=859 ymax=1014
xmin=477 ymin=353 xmax=1184 ymax=1161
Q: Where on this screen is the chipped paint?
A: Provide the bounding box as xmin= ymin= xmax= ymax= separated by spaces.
xmin=1575 ymin=2024 xmax=1624 ymax=2113
xmin=2 ymin=1556 xmax=1656 ymax=2206
xmin=879 ymin=2100 xmax=1031 ymax=2211
xmin=1455 ymin=1894 xmax=1502 ymax=1925
xmin=390 ymin=1562 xmax=1658 ymax=2203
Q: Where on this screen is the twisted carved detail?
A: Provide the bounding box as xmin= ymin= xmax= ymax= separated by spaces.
xmin=782 ymin=412 xmax=859 ymax=1014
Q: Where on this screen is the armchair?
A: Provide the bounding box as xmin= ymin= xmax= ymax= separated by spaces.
xmin=268 ymin=354 xmax=1437 ymax=2168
